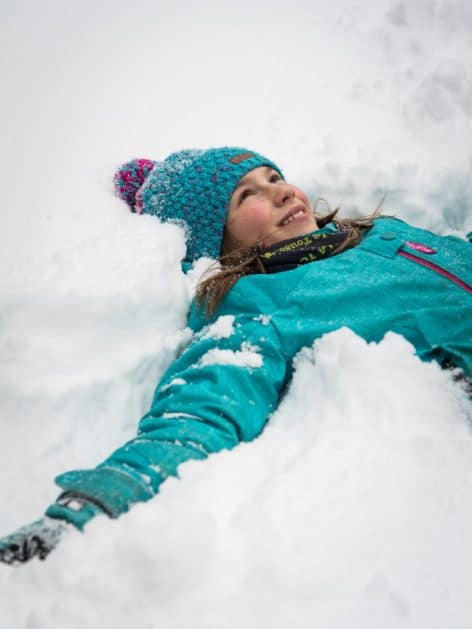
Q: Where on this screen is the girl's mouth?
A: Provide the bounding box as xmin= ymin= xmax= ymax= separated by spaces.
xmin=279 ymin=207 xmax=306 ymax=227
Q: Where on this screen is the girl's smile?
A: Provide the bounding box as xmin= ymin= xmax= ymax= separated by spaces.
xmin=225 ymin=166 xmax=318 ymax=249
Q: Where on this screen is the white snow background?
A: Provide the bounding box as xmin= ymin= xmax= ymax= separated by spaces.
xmin=1 ymin=0 xmax=472 ymax=627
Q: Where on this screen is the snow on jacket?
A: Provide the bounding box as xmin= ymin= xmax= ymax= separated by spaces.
xmin=49 ymin=217 xmax=472 ymax=519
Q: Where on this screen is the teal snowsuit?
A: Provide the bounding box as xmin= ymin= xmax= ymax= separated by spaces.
xmin=47 ymin=218 xmax=472 ymax=523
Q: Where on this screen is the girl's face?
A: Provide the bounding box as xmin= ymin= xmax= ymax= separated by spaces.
xmin=225 ymin=166 xmax=318 ymax=250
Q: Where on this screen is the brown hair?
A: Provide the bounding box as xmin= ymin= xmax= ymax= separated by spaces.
xmin=196 ymin=199 xmax=384 ymax=318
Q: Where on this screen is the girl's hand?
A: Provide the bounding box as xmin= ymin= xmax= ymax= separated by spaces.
xmin=0 ymin=517 xmax=69 ymax=565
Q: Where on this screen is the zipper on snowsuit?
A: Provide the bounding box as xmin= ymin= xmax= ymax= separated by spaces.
xmin=398 ymin=249 xmax=472 ymax=294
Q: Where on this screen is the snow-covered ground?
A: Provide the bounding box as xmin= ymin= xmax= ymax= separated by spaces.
xmin=1 ymin=1 xmax=471 ymax=627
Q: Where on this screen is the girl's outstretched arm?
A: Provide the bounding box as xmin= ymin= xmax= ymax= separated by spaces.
xmin=0 ymin=313 xmax=289 ymax=565
xmin=47 ymin=313 xmax=288 ymax=523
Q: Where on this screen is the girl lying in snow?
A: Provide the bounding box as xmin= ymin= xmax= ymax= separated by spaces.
xmin=1 ymin=147 xmax=471 ymax=565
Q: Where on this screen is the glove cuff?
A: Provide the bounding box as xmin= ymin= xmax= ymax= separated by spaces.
xmin=45 ymin=492 xmax=107 ymax=530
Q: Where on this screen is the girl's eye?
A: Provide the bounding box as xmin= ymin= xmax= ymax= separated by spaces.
xmin=237 ymin=172 xmax=281 ymax=205
xmin=238 ymin=189 xmax=253 ymax=205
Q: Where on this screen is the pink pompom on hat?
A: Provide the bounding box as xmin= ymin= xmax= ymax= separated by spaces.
xmin=113 ymin=158 xmax=156 ymax=213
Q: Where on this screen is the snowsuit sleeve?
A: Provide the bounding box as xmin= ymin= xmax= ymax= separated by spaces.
xmin=50 ymin=313 xmax=289 ymax=517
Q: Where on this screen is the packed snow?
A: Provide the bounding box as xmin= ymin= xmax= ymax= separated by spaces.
xmin=199 ymin=342 xmax=263 ymax=368
xmin=1 ymin=1 xmax=471 ymax=628
xmin=201 ymin=315 xmax=236 ymax=340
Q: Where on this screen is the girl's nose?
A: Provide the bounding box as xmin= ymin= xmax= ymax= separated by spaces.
xmin=273 ymin=182 xmax=295 ymax=206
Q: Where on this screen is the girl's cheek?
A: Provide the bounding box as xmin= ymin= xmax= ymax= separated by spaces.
xmin=301 ymin=191 xmax=311 ymax=207
xmin=244 ymin=204 xmax=271 ymax=228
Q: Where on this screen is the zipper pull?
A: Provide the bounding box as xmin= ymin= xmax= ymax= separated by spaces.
xmin=404 ymin=241 xmax=436 ymax=254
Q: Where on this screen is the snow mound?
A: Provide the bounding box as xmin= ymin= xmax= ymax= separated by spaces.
xmin=1 ymin=329 xmax=470 ymax=629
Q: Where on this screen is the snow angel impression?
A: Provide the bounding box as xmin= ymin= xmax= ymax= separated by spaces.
xmin=1 ymin=147 xmax=471 ymax=564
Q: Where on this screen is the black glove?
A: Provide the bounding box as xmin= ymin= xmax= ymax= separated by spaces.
xmin=0 ymin=517 xmax=70 ymax=565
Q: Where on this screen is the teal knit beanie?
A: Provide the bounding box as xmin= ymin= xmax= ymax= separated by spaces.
xmin=114 ymin=147 xmax=283 ymax=264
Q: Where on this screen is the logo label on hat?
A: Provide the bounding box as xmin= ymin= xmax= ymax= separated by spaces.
xmin=229 ymin=152 xmax=254 ymax=164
